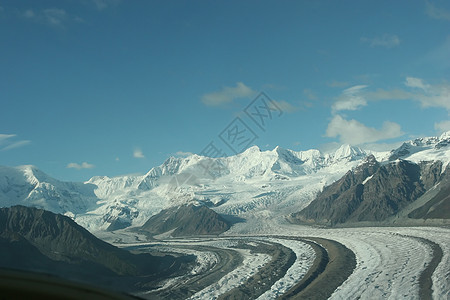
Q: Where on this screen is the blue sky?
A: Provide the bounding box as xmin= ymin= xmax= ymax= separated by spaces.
xmin=1 ymin=0 xmax=450 ymax=181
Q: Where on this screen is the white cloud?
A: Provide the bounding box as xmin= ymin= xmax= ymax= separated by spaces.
xmin=175 ymin=151 xmax=193 ymax=157
xmin=2 ymin=140 xmax=31 ymax=151
xmin=0 ymin=134 xmax=16 ymax=145
xmin=361 ymin=141 xmax=406 ymax=152
xmin=361 ymin=34 xmax=400 ymax=48
xmin=365 ymin=88 xmax=412 ymax=101
xmin=22 ymin=8 xmax=66 ymax=26
xmin=202 ymin=82 xmax=256 ymax=106
xmin=435 ymin=120 xmax=450 ymax=133
xmin=347 ymin=77 xmax=450 ymax=111
xmin=23 ymin=9 xmax=35 ymax=18
xmin=21 ymin=7 xmax=79 ymax=27
xmin=42 ymin=8 xmax=67 ymax=26
xmin=67 ymin=162 xmax=95 ymax=169
xmin=404 ymin=77 xmax=450 ymax=110
xmin=426 ymin=2 xmax=450 ymax=21
xmin=405 ymin=77 xmax=430 ymax=90
xmin=325 ymin=115 xmax=404 ymax=145
xmin=0 ymin=134 xmax=31 ymax=151
xmin=133 ymin=148 xmax=145 ymax=158
xmin=332 ymin=85 xmax=368 ymax=113
xmin=271 ymin=100 xmax=297 ymax=113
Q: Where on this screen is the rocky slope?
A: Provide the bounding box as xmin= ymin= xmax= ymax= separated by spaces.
xmin=0 ymin=206 xmax=193 ymax=291
xmin=140 ymin=204 xmax=231 ymax=237
xmin=292 ymin=156 xmax=450 ymax=226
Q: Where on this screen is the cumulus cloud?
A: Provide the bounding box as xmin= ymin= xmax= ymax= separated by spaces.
xmin=202 ymin=82 xmax=256 ymax=106
xmin=435 ymin=120 xmax=450 ymax=133
xmin=325 ymin=115 xmax=404 ymax=145
xmin=426 ymin=2 xmax=450 ymax=21
xmin=133 ymin=148 xmax=145 ymax=158
xmin=67 ymin=162 xmax=95 ymax=169
xmin=332 ymin=85 xmax=368 ymax=113
xmin=361 ymin=34 xmax=400 ymax=48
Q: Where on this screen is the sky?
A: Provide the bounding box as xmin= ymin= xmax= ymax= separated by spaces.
xmin=1 ymin=0 xmax=450 ymax=182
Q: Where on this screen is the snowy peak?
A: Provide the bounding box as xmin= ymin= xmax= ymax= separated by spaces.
xmin=18 ymin=165 xmax=59 ymax=186
xmin=0 ymin=165 xmax=96 ymax=215
xmin=333 ymin=144 xmax=366 ymax=161
xmin=436 ymin=131 xmax=450 ymax=149
xmin=273 ymin=146 xmax=304 ymax=165
xmin=87 ymin=174 xmax=143 ymax=198
xmin=0 ymin=165 xmax=55 ymax=189
xmin=241 ymin=145 xmax=261 ymax=155
xmin=439 ymin=130 xmax=450 ymax=140
xmin=389 ymin=132 xmax=450 ymax=161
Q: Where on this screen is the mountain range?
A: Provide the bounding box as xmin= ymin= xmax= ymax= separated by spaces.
xmin=292 ymin=155 xmax=450 ymax=226
xmin=1 ymin=131 xmax=450 ymax=233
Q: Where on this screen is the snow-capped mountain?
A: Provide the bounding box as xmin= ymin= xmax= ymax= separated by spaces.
xmin=389 ymin=131 xmax=450 ymax=161
xmin=0 ymin=165 xmax=97 ymax=215
xmin=1 ymin=132 xmax=449 ymax=232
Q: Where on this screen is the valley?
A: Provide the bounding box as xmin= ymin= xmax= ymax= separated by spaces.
xmin=97 ymin=223 xmax=448 ymax=299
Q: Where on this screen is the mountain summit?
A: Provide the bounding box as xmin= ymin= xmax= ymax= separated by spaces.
xmin=1 ymin=132 xmax=449 ymax=231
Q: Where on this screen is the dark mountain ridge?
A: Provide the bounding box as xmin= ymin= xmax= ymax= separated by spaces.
xmin=0 ymin=205 xmax=193 ymax=293
xmin=140 ymin=204 xmax=231 ymax=237
xmin=292 ymin=156 xmax=450 ymax=226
